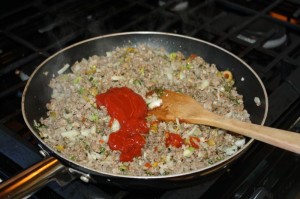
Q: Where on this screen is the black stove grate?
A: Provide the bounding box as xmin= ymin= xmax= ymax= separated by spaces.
xmin=0 ymin=0 xmax=300 ymax=198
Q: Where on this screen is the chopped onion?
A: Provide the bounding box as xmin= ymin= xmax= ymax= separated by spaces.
xmin=199 ymin=137 xmax=206 ymax=142
xmin=165 ymin=154 xmax=172 ymax=163
xmin=254 ymin=97 xmax=261 ymax=106
xmin=102 ymin=135 xmax=108 ymax=142
xmin=235 ymin=138 xmax=245 ymax=147
xmin=81 ymin=128 xmax=91 ymax=136
xmin=146 ymin=96 xmax=162 ymax=109
xmin=57 ymin=64 xmax=70 ymax=74
xmin=159 ymin=164 xmax=167 ymax=175
xmin=165 ymin=68 xmax=173 ymax=80
xmin=106 ymin=52 xmax=112 ymax=57
xmin=63 ymin=112 xmax=73 ymax=119
xmin=225 ymin=111 xmax=233 ymax=118
xmin=111 ymin=119 xmax=120 ymax=132
xmin=179 ymin=71 xmax=185 ymax=79
xmin=187 ymin=125 xmax=198 ymax=136
xmin=183 ymin=147 xmax=195 ymax=157
xmin=111 ymin=76 xmax=124 ymax=81
xmin=148 ymin=99 xmax=162 ymax=109
xmin=199 ymin=80 xmax=210 ymax=90
xmin=61 ymin=130 xmax=79 ymax=140
xmin=88 ymin=151 xmax=102 ymax=160
xmin=91 ymin=126 xmax=96 ymax=134
xmin=224 ymin=145 xmax=238 ymax=155
xmin=197 ymin=151 xmax=204 ymax=159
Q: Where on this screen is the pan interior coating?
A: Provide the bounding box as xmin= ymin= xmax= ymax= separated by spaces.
xmin=34 ymin=44 xmax=250 ymax=176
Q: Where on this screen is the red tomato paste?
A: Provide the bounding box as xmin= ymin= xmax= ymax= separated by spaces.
xmin=95 ymin=87 xmax=149 ymax=162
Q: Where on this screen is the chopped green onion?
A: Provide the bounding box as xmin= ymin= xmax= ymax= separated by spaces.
xmin=119 ymin=165 xmax=128 ymax=171
xmin=70 ymin=155 xmax=77 ymax=161
xmin=90 ymin=113 xmax=99 ymax=122
xmin=153 ymin=87 xmax=164 ymax=97
xmin=186 ymin=63 xmax=192 ymax=69
xmin=73 ymin=76 xmax=82 ymax=84
xmin=140 ymin=67 xmax=145 ymax=76
xmin=98 ymin=147 xmax=106 ymax=154
xmin=183 ymin=147 xmax=195 ymax=157
xmin=133 ymin=79 xmax=142 ymax=86
xmin=169 ymin=52 xmax=177 ymax=61
xmin=78 ymin=87 xmax=84 ymax=94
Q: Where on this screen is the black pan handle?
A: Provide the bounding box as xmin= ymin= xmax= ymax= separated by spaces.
xmin=0 ymin=157 xmax=65 ymax=199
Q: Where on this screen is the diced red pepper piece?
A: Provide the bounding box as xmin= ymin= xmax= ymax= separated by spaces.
xmin=189 ymin=136 xmax=200 ymax=149
xmin=165 ymin=132 xmax=184 ymax=148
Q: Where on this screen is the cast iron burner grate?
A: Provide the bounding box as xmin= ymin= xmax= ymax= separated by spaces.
xmin=0 ymin=0 xmax=300 ymax=198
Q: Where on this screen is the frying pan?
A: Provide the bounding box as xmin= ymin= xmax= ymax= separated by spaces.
xmin=0 ymin=32 xmax=268 ymax=198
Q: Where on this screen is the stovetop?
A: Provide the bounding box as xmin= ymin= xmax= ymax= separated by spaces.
xmin=1 ymin=0 xmax=300 ymax=198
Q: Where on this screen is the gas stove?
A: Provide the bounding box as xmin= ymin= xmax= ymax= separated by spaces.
xmin=0 ymin=0 xmax=300 ymax=198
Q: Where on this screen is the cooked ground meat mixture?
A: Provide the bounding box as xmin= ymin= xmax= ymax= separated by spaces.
xmin=36 ymin=45 xmax=250 ymax=176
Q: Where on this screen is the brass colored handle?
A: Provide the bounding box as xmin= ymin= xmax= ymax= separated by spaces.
xmin=0 ymin=157 xmax=65 ymax=199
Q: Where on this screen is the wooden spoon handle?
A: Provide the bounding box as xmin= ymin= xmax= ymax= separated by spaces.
xmin=189 ymin=114 xmax=300 ymax=154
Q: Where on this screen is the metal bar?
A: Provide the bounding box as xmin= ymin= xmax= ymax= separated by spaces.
xmin=0 ymin=157 xmax=65 ymax=199
xmin=190 ymin=11 xmax=228 ymax=36
xmin=263 ymin=39 xmax=300 ymax=72
xmin=217 ymin=0 xmax=300 ymax=32
xmin=0 ymin=81 xmax=25 ymax=99
xmin=215 ymin=0 xmax=284 ymax=44
xmin=237 ymin=30 xmax=276 ymax=58
xmin=0 ymin=53 xmax=39 ymax=77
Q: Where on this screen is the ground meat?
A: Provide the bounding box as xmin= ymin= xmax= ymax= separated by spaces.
xmin=37 ymin=45 xmax=250 ymax=176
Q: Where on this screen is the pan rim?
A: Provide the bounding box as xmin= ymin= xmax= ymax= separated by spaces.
xmin=22 ymin=31 xmax=268 ymax=180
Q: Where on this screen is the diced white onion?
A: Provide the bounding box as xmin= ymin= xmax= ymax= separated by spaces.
xmin=106 ymin=52 xmax=112 ymax=57
xmin=254 ymin=97 xmax=261 ymax=106
xmin=111 ymin=76 xmax=124 ymax=81
xmin=197 ymin=151 xmax=204 ymax=159
xmin=166 ymin=160 xmax=174 ymax=168
xmin=146 ymin=95 xmax=163 ymax=109
xmin=102 ymin=135 xmax=108 ymax=142
xmin=225 ymin=111 xmax=233 ymax=118
xmin=183 ymin=148 xmax=194 ymax=157
xmin=148 ymin=99 xmax=162 ymax=109
xmin=57 ymin=64 xmax=70 ymax=74
xmin=111 ymin=119 xmax=120 ymax=132
xmin=165 ymin=68 xmax=173 ymax=80
xmin=159 ymin=165 xmax=167 ymax=174
xmin=235 ymin=139 xmax=246 ymax=147
xmin=91 ymin=126 xmax=96 ymax=134
xmin=187 ymin=125 xmax=198 ymax=136
xmin=224 ymin=145 xmax=238 ymax=155
xmin=63 ymin=113 xmax=73 ymax=119
xmin=61 ymin=130 xmax=79 ymax=139
xmin=88 ymin=151 xmax=102 ymax=160
xmin=166 ymin=154 xmax=171 ymax=162
xmin=81 ymin=128 xmax=91 ymax=136
xmin=199 ymin=80 xmax=210 ymax=90
xmin=179 ymin=71 xmax=185 ymax=79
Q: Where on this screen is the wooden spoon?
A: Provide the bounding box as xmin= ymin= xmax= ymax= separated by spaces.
xmin=148 ymin=90 xmax=300 ymax=154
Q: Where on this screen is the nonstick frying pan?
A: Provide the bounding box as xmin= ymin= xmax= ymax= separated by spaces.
xmin=0 ymin=32 xmax=268 ymax=198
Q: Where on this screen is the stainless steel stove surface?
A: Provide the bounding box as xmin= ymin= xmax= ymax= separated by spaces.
xmin=1 ymin=0 xmax=300 ymax=198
